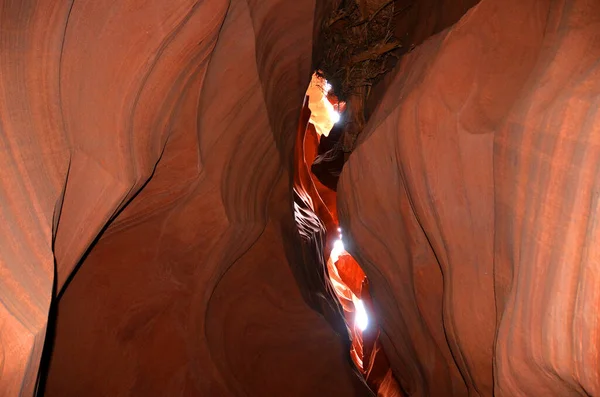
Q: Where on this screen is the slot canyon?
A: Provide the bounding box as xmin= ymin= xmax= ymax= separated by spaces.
xmin=1 ymin=0 xmax=599 ymax=396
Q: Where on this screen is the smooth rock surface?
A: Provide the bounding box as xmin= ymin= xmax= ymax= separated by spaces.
xmin=339 ymin=0 xmax=600 ymax=395
xmin=1 ymin=0 xmax=370 ymax=395
xmin=1 ymin=0 xmax=599 ymax=395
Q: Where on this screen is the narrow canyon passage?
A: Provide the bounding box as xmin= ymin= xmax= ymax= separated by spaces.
xmin=293 ymin=73 xmax=401 ymax=395
xmin=1 ymin=0 xmax=599 ymax=396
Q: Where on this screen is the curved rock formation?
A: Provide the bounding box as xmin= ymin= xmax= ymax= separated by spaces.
xmin=1 ymin=0 xmax=599 ymax=395
xmin=1 ymin=0 xmax=370 ymax=395
xmin=339 ymin=0 xmax=600 ymax=395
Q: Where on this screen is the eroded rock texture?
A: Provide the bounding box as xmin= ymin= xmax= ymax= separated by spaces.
xmin=339 ymin=0 xmax=600 ymax=395
xmin=1 ymin=0 xmax=370 ymax=395
xmin=1 ymin=0 xmax=600 ymax=395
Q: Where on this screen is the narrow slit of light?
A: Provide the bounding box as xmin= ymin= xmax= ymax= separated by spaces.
xmin=323 ymin=79 xmax=340 ymax=124
xmin=330 ymin=111 xmax=341 ymax=123
xmin=330 ymin=238 xmax=345 ymax=264
xmin=354 ymin=299 xmax=369 ymax=331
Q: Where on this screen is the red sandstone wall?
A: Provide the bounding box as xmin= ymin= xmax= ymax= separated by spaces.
xmin=338 ymin=0 xmax=600 ymax=395
xmin=1 ymin=0 xmax=600 ymax=396
xmin=0 ymin=0 xmax=370 ymax=395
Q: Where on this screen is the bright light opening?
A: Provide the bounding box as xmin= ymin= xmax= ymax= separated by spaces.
xmin=330 ymin=238 xmax=345 ymax=263
xmin=330 ymin=111 xmax=341 ymax=124
xmin=306 ymin=73 xmax=343 ymax=135
xmin=354 ymin=299 xmax=369 ymax=331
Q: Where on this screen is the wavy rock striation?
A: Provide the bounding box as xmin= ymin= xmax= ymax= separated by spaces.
xmin=2 ymin=0 xmax=599 ymax=395
xmin=339 ymin=0 xmax=600 ymax=395
xmin=1 ymin=0 xmax=370 ymax=395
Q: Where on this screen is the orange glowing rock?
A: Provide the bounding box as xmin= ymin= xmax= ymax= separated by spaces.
xmin=306 ymin=73 xmax=340 ymax=137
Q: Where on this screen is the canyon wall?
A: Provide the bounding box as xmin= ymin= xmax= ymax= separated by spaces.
xmin=0 ymin=0 xmax=369 ymax=395
xmin=339 ymin=0 xmax=600 ymax=395
xmin=1 ymin=0 xmax=599 ymax=396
